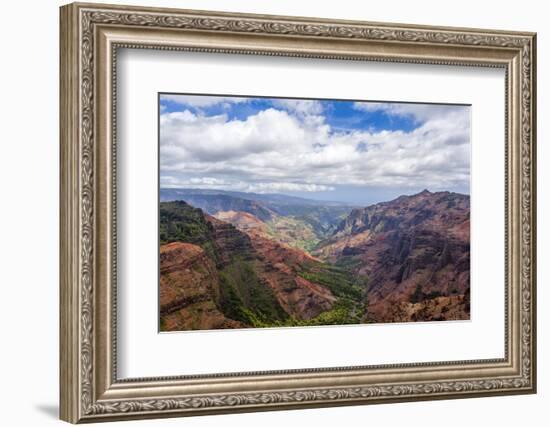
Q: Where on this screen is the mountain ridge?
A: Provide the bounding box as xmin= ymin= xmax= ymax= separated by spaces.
xmin=161 ymin=188 xmax=355 ymax=247
xmin=160 ymin=187 xmax=352 ymax=207
xmin=159 ymin=201 xmax=366 ymax=331
xmin=314 ymin=190 xmax=470 ymax=322
xmin=159 ymin=189 xmax=470 ymax=329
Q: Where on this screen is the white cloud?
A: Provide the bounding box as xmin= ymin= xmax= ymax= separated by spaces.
xmin=160 ymin=102 xmax=470 ymax=193
xmin=160 ymin=94 xmax=248 ymax=108
xmin=160 ymin=108 xmax=331 ymax=163
xmin=272 ymin=99 xmax=324 ymax=116
xmin=353 ymin=101 xmax=469 ymax=123
xmin=160 ymin=176 xmax=334 ymax=193
xmin=245 ymin=182 xmax=334 ymax=193
xmin=161 ymin=176 xmax=228 ymax=187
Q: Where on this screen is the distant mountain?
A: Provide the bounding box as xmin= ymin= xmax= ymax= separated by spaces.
xmin=160 ymin=188 xmax=355 ymax=242
xmin=214 ymin=210 xmax=269 ymax=235
xmin=214 ymin=210 xmax=321 ymax=253
xmin=314 ymin=190 xmax=470 ymax=323
xmin=164 ymin=192 xmax=276 ymax=222
xmin=159 ymin=201 xmax=366 ymax=331
xmin=160 ymin=188 xmax=350 ymax=207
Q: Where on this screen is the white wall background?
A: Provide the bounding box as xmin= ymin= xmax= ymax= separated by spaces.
xmin=0 ymin=0 xmax=545 ymax=426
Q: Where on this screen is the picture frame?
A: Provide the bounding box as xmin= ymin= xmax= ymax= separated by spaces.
xmin=59 ymin=2 xmax=537 ymax=423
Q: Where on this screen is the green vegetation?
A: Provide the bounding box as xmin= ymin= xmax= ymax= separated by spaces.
xmin=248 ymin=298 xmax=365 ymax=328
xmin=292 ymin=263 xmax=368 ymax=326
xmin=218 ymin=258 xmax=288 ymax=326
xmin=333 ymin=255 xmax=364 ymax=271
xmin=160 ymin=201 xmax=224 ymax=263
xmin=272 ymin=205 xmax=353 ymax=237
xmin=159 ymin=200 xmax=371 ymax=329
xmin=160 ymin=201 xmax=214 ymax=245
xmin=160 ymin=202 xmax=289 ymax=326
xmin=286 ymin=299 xmax=363 ymax=327
xmin=298 ymin=263 xmax=365 ymax=301
xmin=216 ymin=258 xmax=369 ymax=328
xmin=262 ymin=207 xmax=353 ymax=252
xmin=265 ymin=216 xmax=321 ymax=252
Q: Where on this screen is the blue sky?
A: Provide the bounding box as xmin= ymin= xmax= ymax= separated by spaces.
xmin=160 ymin=96 xmax=419 ymax=134
xmin=159 ymin=94 xmax=470 ymax=205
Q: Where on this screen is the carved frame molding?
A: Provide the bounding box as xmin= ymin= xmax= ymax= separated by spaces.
xmin=60 ymin=2 xmax=536 ymax=423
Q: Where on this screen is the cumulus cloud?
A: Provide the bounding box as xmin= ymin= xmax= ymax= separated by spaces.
xmin=160 ymin=98 xmax=470 ymax=194
xmin=160 ymin=108 xmax=331 ymax=163
xmin=160 ymin=94 xmax=248 ymax=108
xmin=353 ymin=101 xmax=469 ymax=124
xmin=272 ymin=99 xmax=324 ymax=116
xmin=247 ymin=182 xmax=334 ymax=193
xmin=161 ymin=176 xmax=228 ymax=187
xmin=160 ymin=176 xmax=334 ymax=193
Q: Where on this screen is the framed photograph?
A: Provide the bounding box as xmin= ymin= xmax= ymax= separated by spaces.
xmin=60 ymin=2 xmax=537 ymax=423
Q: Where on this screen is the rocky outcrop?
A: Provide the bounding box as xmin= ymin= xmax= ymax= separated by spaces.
xmin=206 ymin=215 xmax=256 ymax=267
xmin=160 ymin=190 xmax=470 ymax=328
xmin=207 ymin=213 xmax=337 ymax=321
xmin=159 ymin=201 xmax=342 ymax=329
xmin=367 ymin=290 xmax=470 ymax=323
xmin=159 ymin=242 xmax=243 ymax=331
xmin=214 ymin=210 xmax=269 ymax=235
xmin=215 ymin=210 xmax=321 ymax=253
xmin=315 ymin=190 xmax=470 ymax=323
xmin=245 ymin=230 xmax=336 ymax=320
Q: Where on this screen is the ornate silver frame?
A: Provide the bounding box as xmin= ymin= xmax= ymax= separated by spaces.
xmin=60 ymin=2 xmax=537 ymax=423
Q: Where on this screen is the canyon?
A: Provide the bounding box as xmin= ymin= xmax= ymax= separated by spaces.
xmin=159 ymin=189 xmax=470 ymax=331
